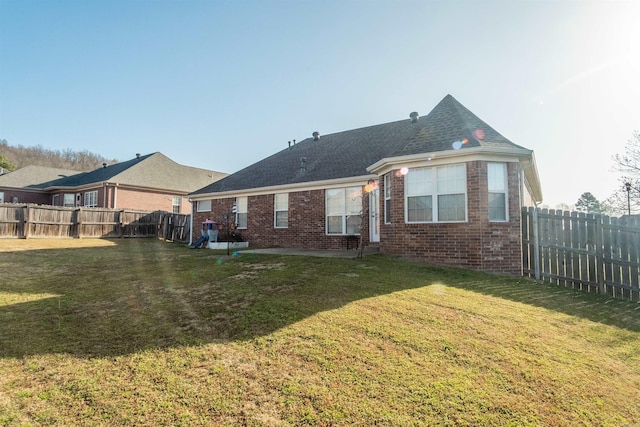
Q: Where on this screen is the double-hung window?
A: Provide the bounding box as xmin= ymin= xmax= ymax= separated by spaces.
xmin=197 ymin=200 xmax=211 ymax=212
xmin=274 ymin=193 xmax=288 ymax=228
xmin=405 ymin=164 xmax=467 ymax=222
xmin=84 ymin=191 xmax=98 ymax=207
xmin=326 ymin=186 xmax=362 ymax=235
xmin=488 ymin=162 xmax=508 ymax=221
xmin=172 ymin=196 xmax=181 ymax=214
xmin=63 ymin=193 xmax=75 ymax=207
xmin=384 ymin=174 xmax=392 ymax=224
xmin=235 ymin=196 xmax=248 ymax=228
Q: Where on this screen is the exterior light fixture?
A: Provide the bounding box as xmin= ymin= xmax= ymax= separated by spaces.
xmin=625 ymin=182 xmax=632 ymax=216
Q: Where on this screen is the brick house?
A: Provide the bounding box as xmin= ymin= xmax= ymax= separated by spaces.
xmin=189 ymin=95 xmax=542 ymax=274
xmin=0 ymin=152 xmax=227 ymax=214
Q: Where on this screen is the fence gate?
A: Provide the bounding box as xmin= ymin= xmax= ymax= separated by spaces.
xmin=522 ymin=207 xmax=640 ymax=302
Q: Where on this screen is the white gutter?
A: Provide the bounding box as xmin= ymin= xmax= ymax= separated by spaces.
xmin=367 ymin=146 xmax=543 ymax=204
xmin=188 ymin=174 xmax=378 ymax=201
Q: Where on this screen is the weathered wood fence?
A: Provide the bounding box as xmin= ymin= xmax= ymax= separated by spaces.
xmin=0 ymin=203 xmax=191 ymax=241
xmin=522 ymin=207 xmax=640 ymax=301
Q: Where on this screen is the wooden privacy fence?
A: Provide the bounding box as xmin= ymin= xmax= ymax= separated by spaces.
xmin=0 ymin=203 xmax=191 ymax=241
xmin=522 ymin=207 xmax=640 ymax=301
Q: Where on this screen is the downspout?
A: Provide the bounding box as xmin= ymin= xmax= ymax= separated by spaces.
xmin=189 ymin=200 xmax=194 ymax=245
xmin=103 ymin=183 xmax=107 ymax=208
xmin=113 ymin=184 xmax=118 ymax=209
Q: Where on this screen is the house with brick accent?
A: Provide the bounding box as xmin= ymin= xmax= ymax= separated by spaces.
xmin=0 ymin=152 xmax=227 ymax=214
xmin=189 ymin=95 xmax=543 ymax=274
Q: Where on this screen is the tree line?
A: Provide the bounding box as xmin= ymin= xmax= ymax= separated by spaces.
xmin=0 ymin=139 xmax=117 ymax=173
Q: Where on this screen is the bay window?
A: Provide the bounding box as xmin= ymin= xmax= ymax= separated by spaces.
xmin=405 ymin=164 xmax=467 ymax=222
xmin=488 ymin=162 xmax=508 ymax=221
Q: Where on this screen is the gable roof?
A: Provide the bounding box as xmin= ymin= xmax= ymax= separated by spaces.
xmin=190 ymin=95 xmax=537 ymax=197
xmin=43 ymin=152 xmax=227 ymax=193
xmin=0 ymin=165 xmax=82 ymax=189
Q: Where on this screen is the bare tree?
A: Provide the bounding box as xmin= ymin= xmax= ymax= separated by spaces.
xmin=608 ymin=131 xmax=640 ymax=215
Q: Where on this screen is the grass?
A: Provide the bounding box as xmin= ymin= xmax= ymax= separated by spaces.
xmin=0 ymin=238 xmax=639 ymax=426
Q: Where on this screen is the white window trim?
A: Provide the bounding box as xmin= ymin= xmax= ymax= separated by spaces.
xmin=84 ymin=190 xmax=98 ymax=208
xmin=274 ymin=193 xmax=288 ymax=228
xmin=235 ymin=196 xmax=248 ymax=229
xmin=197 ymin=200 xmax=212 ymax=212
xmin=172 ymin=196 xmax=181 ymax=214
xmin=488 ymin=162 xmax=509 ymax=222
xmin=63 ymin=193 xmax=75 ymax=207
xmin=325 ymin=186 xmax=362 ymax=235
xmin=384 ymin=174 xmax=391 ymax=224
xmin=404 ymin=164 xmax=468 ymax=223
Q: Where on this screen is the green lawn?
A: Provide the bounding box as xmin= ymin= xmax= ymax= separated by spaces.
xmin=0 ymin=238 xmax=638 ymax=426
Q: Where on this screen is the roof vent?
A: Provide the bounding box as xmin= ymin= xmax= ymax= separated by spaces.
xmin=136 ymin=153 xmax=141 ymax=159
xmin=103 ymin=163 xmax=107 ymax=168
xmin=299 ymin=157 xmax=307 ymax=174
xmin=410 ymin=112 xmax=419 ymax=123
xmin=312 ymin=131 xmax=320 ymax=141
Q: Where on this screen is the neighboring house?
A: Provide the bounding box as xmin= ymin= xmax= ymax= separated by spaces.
xmin=0 ymin=152 xmax=227 ymax=214
xmin=0 ymin=165 xmax=81 ymax=205
xmin=189 ymin=95 xmax=543 ymax=274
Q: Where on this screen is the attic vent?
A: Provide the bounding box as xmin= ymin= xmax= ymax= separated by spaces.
xmin=299 ymin=157 xmax=307 ymax=174
xmin=410 ymin=112 xmax=419 ymax=123
xmin=103 ymin=163 xmax=107 ymax=168
xmin=136 ymin=153 xmax=141 ymax=159
xmin=312 ymin=131 xmax=320 ymax=141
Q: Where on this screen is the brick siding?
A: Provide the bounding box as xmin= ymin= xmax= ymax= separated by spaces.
xmin=193 ymin=190 xmax=369 ymax=251
xmin=379 ymin=161 xmax=522 ymax=275
xmin=194 ymin=160 xmax=523 ymax=275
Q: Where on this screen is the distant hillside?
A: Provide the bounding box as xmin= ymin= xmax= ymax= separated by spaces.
xmin=0 ymin=139 xmax=118 ymax=172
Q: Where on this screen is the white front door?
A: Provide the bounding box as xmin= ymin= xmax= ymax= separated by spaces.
xmin=369 ymin=188 xmax=380 ymax=243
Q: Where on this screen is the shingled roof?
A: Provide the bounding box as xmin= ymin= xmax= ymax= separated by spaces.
xmin=43 ymin=152 xmax=227 ymax=193
xmin=39 ymin=152 xmax=226 ymax=193
xmin=190 ymin=94 xmax=530 ymax=196
xmin=0 ymin=165 xmax=81 ymax=189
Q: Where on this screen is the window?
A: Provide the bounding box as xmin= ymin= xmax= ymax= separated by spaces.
xmin=63 ymin=193 xmax=75 ymax=207
xmin=405 ymin=164 xmax=467 ymax=222
xmin=235 ymin=197 xmax=247 ymax=228
xmin=384 ymin=174 xmax=391 ymax=224
xmin=437 ymin=165 xmax=466 ymax=221
xmin=0 ymin=192 xmax=3 ymax=203
xmin=274 ymin=193 xmax=288 ymax=228
xmin=84 ymin=191 xmax=98 ymax=208
xmin=488 ymin=162 xmax=508 ymax=221
xmin=197 ymin=200 xmax=211 ymax=212
xmin=172 ymin=196 xmax=181 ymax=214
xmin=326 ymin=186 xmax=362 ymax=235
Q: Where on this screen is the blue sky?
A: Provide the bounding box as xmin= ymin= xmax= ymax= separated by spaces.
xmin=1 ymin=0 xmax=639 ymax=208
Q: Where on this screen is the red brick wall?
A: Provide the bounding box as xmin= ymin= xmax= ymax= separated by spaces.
xmin=47 ymin=186 xmax=191 ymax=214
xmin=0 ymin=189 xmax=50 ymax=205
xmin=194 ymin=160 xmax=523 ymax=275
xmin=193 ymin=189 xmax=369 ymax=250
xmin=115 ymin=188 xmax=188 ymax=213
xmin=379 ymin=161 xmax=522 ymax=275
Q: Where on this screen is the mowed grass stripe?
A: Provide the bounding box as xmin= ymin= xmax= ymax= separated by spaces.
xmin=0 ymin=238 xmax=638 ymax=426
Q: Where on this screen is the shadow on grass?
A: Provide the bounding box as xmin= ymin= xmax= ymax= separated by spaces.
xmin=1 ymin=239 xmax=638 ymax=359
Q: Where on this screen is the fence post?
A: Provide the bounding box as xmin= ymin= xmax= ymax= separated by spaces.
xmin=532 ymin=207 xmax=540 ymax=281
xmin=24 ymin=204 xmax=30 ymax=239
xmin=595 ymin=214 xmax=605 ymax=295
xmin=76 ymin=207 xmax=82 ymax=238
